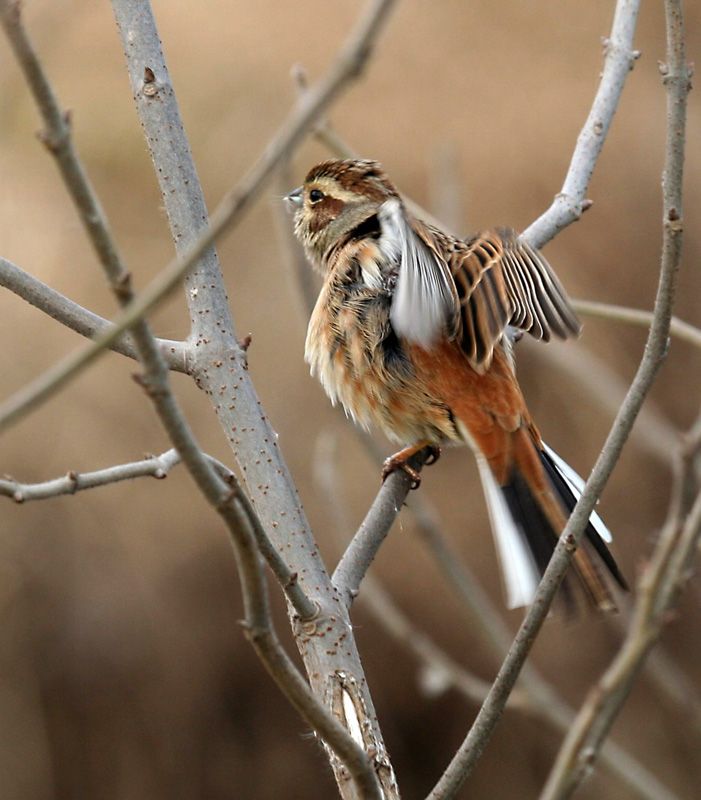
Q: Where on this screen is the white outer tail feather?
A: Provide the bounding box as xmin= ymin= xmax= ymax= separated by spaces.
xmin=541 ymin=443 xmax=612 ymax=543
xmin=476 ymin=453 xmax=540 ymax=609
xmin=476 ymin=444 xmax=613 ymax=609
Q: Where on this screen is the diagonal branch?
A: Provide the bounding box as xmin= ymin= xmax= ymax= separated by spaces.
xmin=107 ymin=0 xmax=402 ymax=796
xmin=538 ymin=2 xmax=692 ymax=795
xmin=0 ymin=4 xmax=384 ymax=795
xmin=332 ymin=448 xmax=430 ymax=607
xmin=0 ymin=257 xmax=188 ymax=372
xmin=522 ymin=0 xmax=642 ymax=249
xmin=427 ymin=0 xmax=686 ymax=792
xmin=541 ymin=442 xmax=701 ymax=800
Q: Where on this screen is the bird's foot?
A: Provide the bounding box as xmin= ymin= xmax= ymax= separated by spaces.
xmin=381 ymin=443 xmax=440 ymax=490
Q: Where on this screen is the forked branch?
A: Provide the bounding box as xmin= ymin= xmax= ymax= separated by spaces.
xmin=0 ymin=1 xmax=388 ymax=795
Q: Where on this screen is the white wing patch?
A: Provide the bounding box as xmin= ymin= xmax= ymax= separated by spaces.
xmin=379 ymin=199 xmax=457 ymax=350
xmin=476 ymin=453 xmax=540 ymax=609
xmin=542 ymin=443 xmax=612 ymax=543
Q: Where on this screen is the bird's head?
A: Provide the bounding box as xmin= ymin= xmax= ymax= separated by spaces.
xmin=285 ymin=159 xmax=398 ymax=268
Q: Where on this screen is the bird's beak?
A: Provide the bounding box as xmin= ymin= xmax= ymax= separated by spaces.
xmin=284 ymin=186 xmax=303 ymax=211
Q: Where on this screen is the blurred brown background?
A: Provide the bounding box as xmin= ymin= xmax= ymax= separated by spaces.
xmin=1 ymin=0 xmax=700 ymax=798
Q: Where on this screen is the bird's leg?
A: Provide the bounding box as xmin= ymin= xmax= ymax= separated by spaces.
xmin=382 ymin=441 xmax=441 ymax=489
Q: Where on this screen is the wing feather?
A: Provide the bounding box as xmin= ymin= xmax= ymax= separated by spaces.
xmin=453 ymin=228 xmax=581 ymax=370
xmin=380 ymin=199 xmax=460 ymax=349
xmin=378 ymin=202 xmax=580 ymax=368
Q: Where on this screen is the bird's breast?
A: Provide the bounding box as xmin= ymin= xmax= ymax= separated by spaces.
xmin=305 ymin=266 xmax=457 ymax=445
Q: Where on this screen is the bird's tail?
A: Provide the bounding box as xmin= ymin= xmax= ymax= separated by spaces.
xmin=476 ymin=431 xmax=627 ymax=611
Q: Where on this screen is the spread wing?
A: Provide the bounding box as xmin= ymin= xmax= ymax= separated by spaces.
xmin=380 ymin=198 xmax=580 ymax=370
xmin=450 ymin=228 xmax=581 ymax=371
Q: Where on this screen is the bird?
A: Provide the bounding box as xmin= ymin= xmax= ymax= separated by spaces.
xmin=285 ymin=158 xmax=627 ymax=611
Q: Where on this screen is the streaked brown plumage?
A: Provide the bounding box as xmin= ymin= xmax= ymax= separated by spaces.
xmin=287 ymin=158 xmax=626 ymax=611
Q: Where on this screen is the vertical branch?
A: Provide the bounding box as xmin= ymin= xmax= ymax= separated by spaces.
xmin=109 ymin=1 xmax=401 ymax=796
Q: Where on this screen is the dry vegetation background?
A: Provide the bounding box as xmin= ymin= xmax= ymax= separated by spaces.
xmin=0 ymin=0 xmax=700 ymax=798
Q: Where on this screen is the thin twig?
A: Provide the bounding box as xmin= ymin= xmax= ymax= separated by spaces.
xmin=574 ymin=298 xmax=701 ymax=351
xmin=0 ymin=444 xmax=315 ymax=623
xmin=541 ymin=465 xmax=701 ymax=800
xmin=0 ymin=257 xmax=187 ymax=372
xmin=0 ymin=449 xmax=181 ymax=502
xmin=522 ymin=0 xmax=642 ymax=249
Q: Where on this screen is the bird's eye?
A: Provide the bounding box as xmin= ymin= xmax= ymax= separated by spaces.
xmin=309 ymin=189 xmax=325 ymax=203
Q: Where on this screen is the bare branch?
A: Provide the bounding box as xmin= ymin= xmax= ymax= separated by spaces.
xmin=0 ymin=449 xmax=181 ymax=502
xmin=204 ymin=455 xmax=320 ymax=624
xmin=0 ymin=257 xmax=188 ymax=372
xmin=0 ymin=443 xmax=317 ymax=624
xmin=427 ymin=1 xmax=689 ymax=794
xmin=574 ymin=298 xmax=701 ymax=351
xmin=0 ymin=5 xmax=383 ymax=794
xmin=542 ymin=454 xmax=701 ymax=800
xmin=538 ymin=3 xmax=692 ymax=796
xmin=522 ymin=0 xmax=642 ymax=249
xmin=108 ymin=0 xmax=402 ymax=795
xmin=333 ymin=448 xmax=430 ymax=608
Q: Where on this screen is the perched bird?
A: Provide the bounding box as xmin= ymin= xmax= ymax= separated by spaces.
xmin=286 ymin=158 xmax=626 ymax=611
